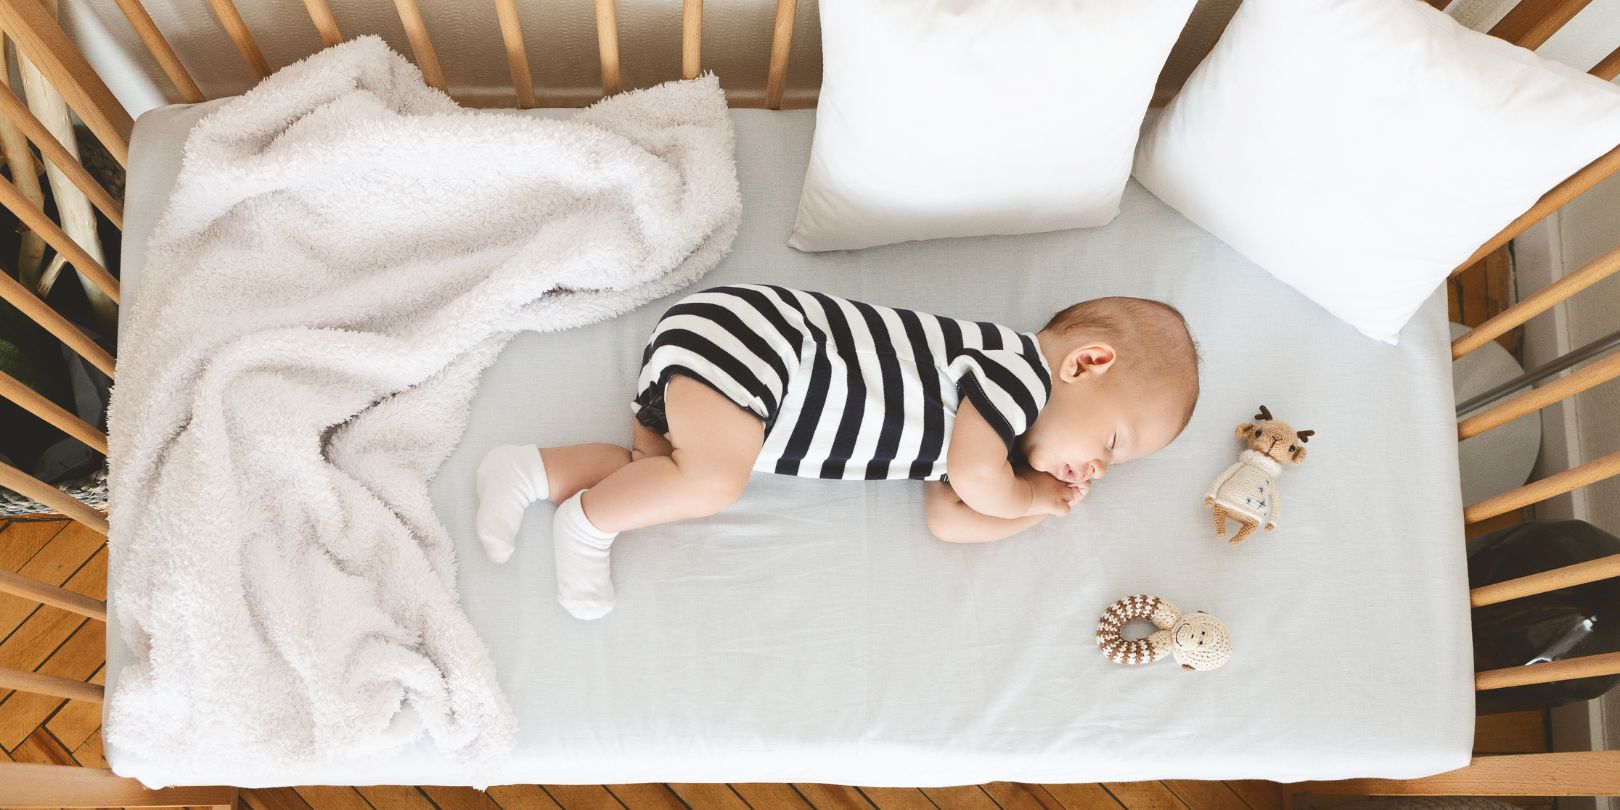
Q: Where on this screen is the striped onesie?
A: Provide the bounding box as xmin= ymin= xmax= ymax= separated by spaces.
xmin=631 ymin=285 xmax=1053 ymax=481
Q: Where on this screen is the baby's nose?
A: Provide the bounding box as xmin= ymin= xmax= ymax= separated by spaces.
xmin=1090 ymin=460 xmax=1108 ymax=480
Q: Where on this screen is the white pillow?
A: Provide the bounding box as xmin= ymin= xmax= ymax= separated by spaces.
xmin=788 ymin=0 xmax=1197 ymax=252
xmin=1133 ymin=0 xmax=1620 ymax=344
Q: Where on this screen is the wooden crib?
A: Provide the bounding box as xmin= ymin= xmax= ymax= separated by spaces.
xmin=0 ymin=0 xmax=1617 ymax=805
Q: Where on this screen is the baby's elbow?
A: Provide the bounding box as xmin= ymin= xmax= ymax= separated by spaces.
xmin=925 ymin=508 xmax=989 ymax=544
xmin=928 ymin=519 xmax=971 ymax=543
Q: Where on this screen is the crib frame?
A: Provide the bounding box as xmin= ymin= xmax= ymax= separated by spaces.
xmin=0 ymin=0 xmax=1617 ymax=805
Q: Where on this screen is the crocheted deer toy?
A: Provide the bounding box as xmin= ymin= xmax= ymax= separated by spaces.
xmin=1204 ymin=405 xmax=1314 ymax=545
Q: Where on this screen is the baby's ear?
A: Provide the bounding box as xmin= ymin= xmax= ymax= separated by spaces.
xmin=1062 ymin=342 xmax=1117 ymax=381
xmin=1235 ymin=422 xmax=1255 ymax=440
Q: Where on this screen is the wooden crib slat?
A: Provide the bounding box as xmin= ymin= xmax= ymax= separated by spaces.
xmin=1477 ymin=651 xmax=1620 ymax=690
xmin=0 ymin=174 xmax=119 ymax=304
xmin=493 ymin=0 xmax=534 ymax=108
xmin=1455 ymin=244 xmax=1620 ymax=358
xmin=0 ymin=664 xmax=103 ymax=702
xmin=1459 ymin=350 xmax=1620 ymax=439
xmin=1298 ymin=752 xmax=1620 ymax=797
xmin=682 ymin=0 xmax=702 ymax=79
xmin=107 ymin=0 xmax=203 ymax=102
xmin=202 ymin=0 xmax=270 ymax=79
xmin=1465 ymin=448 xmax=1620 ymax=524
xmin=393 ymin=0 xmax=447 ymax=92
xmin=0 ymin=460 xmax=108 ymax=534
xmin=1593 ymin=44 xmax=1620 ymax=81
xmin=303 ymin=0 xmax=343 ymax=48
xmin=0 ymin=567 xmax=106 ymax=621
xmin=0 ymin=370 xmax=108 ymax=453
xmin=764 ymin=0 xmax=796 ymax=109
xmin=1453 ymin=144 xmax=1620 ymax=276
xmin=1471 ymin=553 xmax=1620 ymax=607
xmin=0 ymin=272 xmax=115 ymax=377
xmin=594 ymin=0 xmax=621 ymax=95
xmin=0 ymin=83 xmax=122 ymax=229
xmin=0 ymin=0 xmax=132 ymax=165
xmin=1488 ymin=0 xmax=1593 ymax=50
xmin=0 ymin=763 xmax=237 ymax=809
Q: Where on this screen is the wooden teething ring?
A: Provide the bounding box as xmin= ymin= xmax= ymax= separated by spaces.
xmin=1096 ymin=594 xmax=1181 ymax=665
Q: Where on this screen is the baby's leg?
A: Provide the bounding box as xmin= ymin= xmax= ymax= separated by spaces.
xmin=540 ymin=444 xmax=632 ymax=502
xmin=631 ymin=421 xmax=673 ymax=461
xmin=581 ymin=375 xmax=763 ymax=531
xmin=551 ymin=375 xmax=763 ymax=619
xmin=474 ymin=443 xmax=628 ymax=564
xmin=474 ymin=416 xmax=683 ymax=566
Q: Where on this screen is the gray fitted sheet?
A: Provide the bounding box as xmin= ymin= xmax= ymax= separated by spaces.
xmin=109 ymin=102 xmax=1473 ymax=787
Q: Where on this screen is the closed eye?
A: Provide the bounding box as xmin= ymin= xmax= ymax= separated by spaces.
xmin=1107 ymin=433 xmax=1117 ymax=451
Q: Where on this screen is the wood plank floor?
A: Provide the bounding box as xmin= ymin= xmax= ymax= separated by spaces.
xmin=0 ymin=253 xmax=1543 ymax=809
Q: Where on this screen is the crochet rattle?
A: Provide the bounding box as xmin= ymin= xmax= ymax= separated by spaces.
xmin=1096 ymin=594 xmax=1232 ymax=671
xmin=1204 ymin=405 xmax=1314 ymax=545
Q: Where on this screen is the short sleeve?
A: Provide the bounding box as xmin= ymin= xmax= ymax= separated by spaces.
xmin=954 ymin=344 xmax=1052 ymax=449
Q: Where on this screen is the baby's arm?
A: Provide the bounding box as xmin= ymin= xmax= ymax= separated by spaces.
xmin=924 ymin=480 xmax=1057 ymax=543
xmin=945 ymin=399 xmax=1074 ymax=519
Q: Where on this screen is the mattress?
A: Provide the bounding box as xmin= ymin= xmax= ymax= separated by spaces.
xmin=109 ymin=102 xmax=1474 ymax=787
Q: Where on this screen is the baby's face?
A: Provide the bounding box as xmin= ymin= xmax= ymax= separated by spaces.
xmin=1017 ymin=340 xmax=1187 ymax=486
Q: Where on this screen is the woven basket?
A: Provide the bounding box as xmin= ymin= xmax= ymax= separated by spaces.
xmin=0 ymin=465 xmax=108 ymax=518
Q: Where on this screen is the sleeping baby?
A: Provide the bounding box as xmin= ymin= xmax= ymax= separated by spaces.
xmin=475 ymin=284 xmax=1200 ymax=620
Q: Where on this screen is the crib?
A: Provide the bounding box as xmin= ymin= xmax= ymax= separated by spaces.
xmin=0 ymin=0 xmax=1617 ymax=805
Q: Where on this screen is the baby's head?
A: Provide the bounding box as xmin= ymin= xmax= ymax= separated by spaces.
xmin=1023 ymin=297 xmax=1199 ymax=485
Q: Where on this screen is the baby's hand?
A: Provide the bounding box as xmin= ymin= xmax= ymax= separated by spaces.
xmin=1018 ymin=468 xmax=1085 ymax=517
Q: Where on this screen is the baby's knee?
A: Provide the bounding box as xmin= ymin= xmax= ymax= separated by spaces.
xmin=673 ymin=463 xmax=749 ymax=516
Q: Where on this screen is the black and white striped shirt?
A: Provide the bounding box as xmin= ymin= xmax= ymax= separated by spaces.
xmin=633 ymin=285 xmax=1052 ymax=481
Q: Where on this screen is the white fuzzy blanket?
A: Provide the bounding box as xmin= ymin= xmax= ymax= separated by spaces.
xmin=104 ymin=36 xmax=739 ymax=781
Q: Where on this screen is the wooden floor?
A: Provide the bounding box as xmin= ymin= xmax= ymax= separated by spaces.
xmin=0 ymin=252 xmax=1545 ymax=809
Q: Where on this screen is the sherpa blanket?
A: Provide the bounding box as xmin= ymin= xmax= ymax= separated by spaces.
xmin=104 ymin=35 xmax=739 ymax=782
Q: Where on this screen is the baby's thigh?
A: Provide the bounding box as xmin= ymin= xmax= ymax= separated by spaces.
xmin=663 ymin=375 xmax=765 ymax=476
xmin=631 ymin=421 xmax=673 ymax=461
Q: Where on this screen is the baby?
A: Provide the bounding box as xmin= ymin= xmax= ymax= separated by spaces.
xmin=475 ymin=284 xmax=1200 ymax=620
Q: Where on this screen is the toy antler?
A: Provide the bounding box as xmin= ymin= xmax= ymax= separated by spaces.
xmin=1254 ymin=405 xmax=1273 ymax=421
xmin=1296 ymin=429 xmax=1314 ymax=443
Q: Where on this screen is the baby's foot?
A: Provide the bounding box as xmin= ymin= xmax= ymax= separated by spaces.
xmin=552 ymin=491 xmax=617 ymax=620
xmin=474 ymin=444 xmax=549 ymax=564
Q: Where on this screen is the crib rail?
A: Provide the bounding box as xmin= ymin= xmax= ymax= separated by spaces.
xmin=1 ymin=763 xmax=236 ymax=808
xmin=494 ymin=0 xmax=534 ymax=107
xmin=594 ymin=0 xmax=621 ymax=96
xmin=109 ymin=0 xmax=200 ymax=101
xmin=0 ymin=0 xmax=1614 ymax=805
xmin=1597 ymin=45 xmax=1620 ymax=80
xmin=0 ymin=0 xmax=129 ymax=161
xmin=1489 ymin=0 xmax=1594 ymax=50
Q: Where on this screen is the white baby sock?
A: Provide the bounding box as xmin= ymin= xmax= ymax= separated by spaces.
xmin=474 ymin=444 xmax=550 ymax=564
xmin=553 ymin=491 xmax=618 ymax=620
